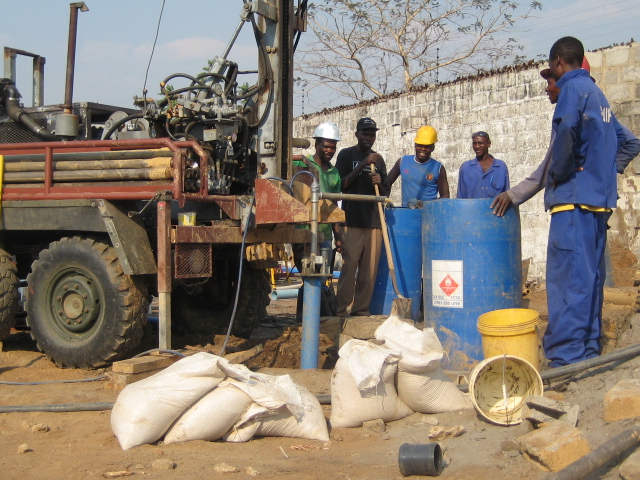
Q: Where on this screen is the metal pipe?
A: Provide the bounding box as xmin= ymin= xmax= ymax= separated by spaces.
xmin=270 ymin=287 xmax=300 ymax=301
xmin=320 ymin=192 xmax=393 ymax=203
xmin=540 ymin=342 xmax=640 ymax=382
xmin=4 ymin=167 xmax=172 ymax=183
xmin=64 ymin=2 xmax=88 ymax=111
xmin=310 ymin=177 xmax=319 ymax=257
xmin=0 ymin=402 xmax=113 ymax=413
xmin=301 ymin=276 xmax=322 ymax=369
xmin=545 ymin=426 xmax=640 ymax=480
xmin=4 ymin=158 xmax=172 ymax=172
xmin=3 ymin=149 xmax=174 ymax=163
xmin=157 ymin=195 xmax=172 ymax=350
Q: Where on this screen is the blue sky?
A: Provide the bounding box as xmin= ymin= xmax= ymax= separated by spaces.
xmin=1 ymin=0 xmax=638 ymax=116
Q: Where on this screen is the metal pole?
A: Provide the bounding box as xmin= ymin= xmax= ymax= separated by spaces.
xmin=64 ymin=2 xmax=88 ymax=112
xmin=301 ymin=276 xmax=322 ymax=369
xmin=301 ymin=175 xmax=323 ymax=369
xmin=157 ymin=194 xmax=172 ymax=349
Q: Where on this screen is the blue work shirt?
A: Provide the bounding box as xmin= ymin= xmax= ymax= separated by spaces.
xmin=457 ymin=157 xmax=510 ymax=199
xmin=544 ymin=68 xmax=625 ymax=210
xmin=400 ymin=155 xmax=443 ymax=205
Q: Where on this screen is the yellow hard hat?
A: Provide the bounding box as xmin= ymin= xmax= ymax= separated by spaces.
xmin=415 ymin=125 xmax=437 ymax=145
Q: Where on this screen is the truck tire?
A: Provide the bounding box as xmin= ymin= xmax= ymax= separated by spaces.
xmin=172 ymin=262 xmax=270 ymax=339
xmin=0 ymin=249 xmax=20 ymax=341
xmin=228 ymin=266 xmax=271 ymax=337
xmin=25 ymin=237 xmax=148 ymax=368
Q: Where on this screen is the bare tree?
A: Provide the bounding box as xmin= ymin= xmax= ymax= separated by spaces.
xmin=296 ymin=0 xmax=542 ymax=104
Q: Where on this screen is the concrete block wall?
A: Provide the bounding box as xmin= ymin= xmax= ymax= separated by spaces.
xmin=293 ymin=43 xmax=640 ymax=281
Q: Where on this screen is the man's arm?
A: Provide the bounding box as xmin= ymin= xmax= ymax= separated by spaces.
xmin=387 ymin=158 xmax=402 ymax=187
xmin=437 ymin=165 xmax=450 ymax=198
xmin=457 ymin=164 xmax=468 ymax=198
xmin=614 ymin=118 xmax=640 ymax=173
xmin=340 ymin=153 xmax=381 ymax=190
xmin=550 ymin=87 xmax=582 ymax=183
xmin=491 ymin=133 xmax=555 ymax=216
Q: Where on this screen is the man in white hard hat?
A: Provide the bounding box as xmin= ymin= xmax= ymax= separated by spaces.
xmin=387 ymin=125 xmax=450 ymax=206
xmin=292 ymin=121 xmax=343 ymax=257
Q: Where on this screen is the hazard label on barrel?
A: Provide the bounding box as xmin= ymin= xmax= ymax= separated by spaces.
xmin=431 ymin=260 xmax=463 ymax=308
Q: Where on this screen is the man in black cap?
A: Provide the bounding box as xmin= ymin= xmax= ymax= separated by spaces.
xmin=335 ymin=117 xmax=389 ymax=317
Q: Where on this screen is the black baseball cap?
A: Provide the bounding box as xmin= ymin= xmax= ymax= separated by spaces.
xmin=356 ymin=117 xmax=379 ymax=131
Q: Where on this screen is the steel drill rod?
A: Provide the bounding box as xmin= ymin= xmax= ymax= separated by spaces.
xmin=4 ymin=167 xmax=172 ymax=183
xmin=320 ymin=192 xmax=392 ymax=203
xmin=545 ymin=426 xmax=640 ymax=480
xmin=3 ymin=148 xmax=174 ymax=163
xmin=4 ymin=157 xmax=172 ymax=172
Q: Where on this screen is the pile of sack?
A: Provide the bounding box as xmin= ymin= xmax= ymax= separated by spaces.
xmin=331 ymin=315 xmax=472 ymax=428
xmin=111 ymin=352 xmax=329 ymax=450
xmin=111 ymin=316 xmax=472 ymax=449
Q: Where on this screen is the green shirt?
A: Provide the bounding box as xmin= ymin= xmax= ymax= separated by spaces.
xmin=293 ymin=155 xmax=342 ymax=241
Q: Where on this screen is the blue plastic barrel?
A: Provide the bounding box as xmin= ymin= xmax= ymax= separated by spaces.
xmin=370 ymin=207 xmax=423 ymax=320
xmin=422 ymin=199 xmax=522 ymax=370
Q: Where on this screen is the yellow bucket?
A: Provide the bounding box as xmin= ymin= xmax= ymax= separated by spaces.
xmin=477 ymin=308 xmax=541 ymax=371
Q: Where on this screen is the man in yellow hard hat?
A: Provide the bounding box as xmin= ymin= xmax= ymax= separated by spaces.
xmin=387 ymin=125 xmax=450 ymax=206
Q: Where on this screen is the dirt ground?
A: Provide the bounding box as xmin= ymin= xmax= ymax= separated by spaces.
xmin=1 ymin=287 xmax=640 ymax=480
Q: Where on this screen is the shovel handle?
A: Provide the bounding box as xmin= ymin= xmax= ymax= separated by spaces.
xmin=371 ymin=164 xmax=401 ymax=296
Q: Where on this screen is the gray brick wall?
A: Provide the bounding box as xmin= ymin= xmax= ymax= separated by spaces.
xmin=293 ymin=43 xmax=640 ymax=281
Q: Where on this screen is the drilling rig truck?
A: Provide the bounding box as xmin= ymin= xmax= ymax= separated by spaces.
xmin=0 ymin=0 xmax=322 ymax=368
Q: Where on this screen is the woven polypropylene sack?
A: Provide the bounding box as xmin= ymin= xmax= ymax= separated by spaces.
xmin=111 ymin=352 xmax=227 ymax=450
xmin=397 ymin=366 xmax=472 ymax=413
xmin=164 ymin=379 xmax=253 ymax=444
xmin=330 ymin=356 xmax=413 ymax=428
xmin=255 ymin=384 xmax=329 ymax=441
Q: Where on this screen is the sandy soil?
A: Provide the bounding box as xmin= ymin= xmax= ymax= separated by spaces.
xmin=1 ymin=289 xmax=639 ymax=480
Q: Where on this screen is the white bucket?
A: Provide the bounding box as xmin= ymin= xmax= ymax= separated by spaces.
xmin=468 ymin=354 xmax=543 ymax=426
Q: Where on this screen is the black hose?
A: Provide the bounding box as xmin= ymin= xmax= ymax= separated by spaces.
xmin=3 ymin=84 xmax=57 ymax=141
xmin=0 ymin=374 xmax=107 ymax=386
xmin=103 ymin=112 xmax=144 ymax=140
xmin=0 ymin=402 xmax=114 ymax=413
xmin=540 ymin=343 xmax=640 ymax=382
xmin=545 ymin=426 xmax=640 ymax=480
xmin=219 ymin=194 xmax=256 ymax=357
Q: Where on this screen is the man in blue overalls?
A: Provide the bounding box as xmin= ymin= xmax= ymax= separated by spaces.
xmin=387 ymin=125 xmax=450 ymax=205
xmin=543 ymin=36 xmax=627 ymax=367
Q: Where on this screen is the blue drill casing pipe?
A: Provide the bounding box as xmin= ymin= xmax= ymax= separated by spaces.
xmin=301 ymin=275 xmax=322 ymax=369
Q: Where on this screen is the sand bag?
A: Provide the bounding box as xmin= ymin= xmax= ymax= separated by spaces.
xmin=111 ymin=352 xmax=227 ymax=450
xmin=375 ymin=317 xmax=471 ymax=413
xmin=164 ymin=379 xmax=253 ymax=444
xmin=220 ymin=365 xmax=328 ymax=442
xmin=330 ymin=339 xmax=412 ymax=428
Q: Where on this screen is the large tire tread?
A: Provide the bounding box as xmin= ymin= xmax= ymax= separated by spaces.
xmin=0 ymin=249 xmax=20 ymax=341
xmin=26 ymin=236 xmax=148 ymax=368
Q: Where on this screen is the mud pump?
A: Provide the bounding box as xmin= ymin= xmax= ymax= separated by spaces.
xmin=0 ymin=0 xmax=345 ymax=369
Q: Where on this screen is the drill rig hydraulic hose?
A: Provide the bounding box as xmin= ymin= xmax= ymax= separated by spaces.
xmin=2 ymin=83 xmax=57 ymax=141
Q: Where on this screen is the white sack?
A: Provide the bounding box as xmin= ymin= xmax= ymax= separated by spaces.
xmin=375 ymin=316 xmax=471 ymax=413
xmin=221 ymin=367 xmax=328 ymax=442
xmin=397 ymin=366 xmax=472 ymax=413
xmin=375 ymin=315 xmax=443 ymax=373
xmin=111 ymin=352 xmax=227 ymax=450
xmin=164 ymin=379 xmax=253 ymax=444
xmin=330 ymin=339 xmax=412 ymax=428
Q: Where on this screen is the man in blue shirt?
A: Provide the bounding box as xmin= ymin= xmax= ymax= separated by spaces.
xmin=543 ymin=36 xmax=627 ymax=367
xmin=387 ymin=125 xmax=450 ymax=205
xmin=457 ymin=131 xmax=510 ymax=198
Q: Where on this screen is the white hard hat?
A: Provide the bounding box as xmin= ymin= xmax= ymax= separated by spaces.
xmin=312 ymin=122 xmax=341 ymax=141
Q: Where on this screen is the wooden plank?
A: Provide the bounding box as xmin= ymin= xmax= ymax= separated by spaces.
xmin=224 ymin=344 xmax=263 ymax=364
xmin=111 ymin=354 xmax=181 ymax=374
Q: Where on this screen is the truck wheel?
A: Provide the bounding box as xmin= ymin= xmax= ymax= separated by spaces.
xmin=172 ymin=262 xmax=270 ymax=339
xmin=228 ymin=266 xmax=271 ymax=338
xmin=0 ymin=249 xmax=20 ymax=341
xmin=26 ymin=237 xmax=148 ymax=368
